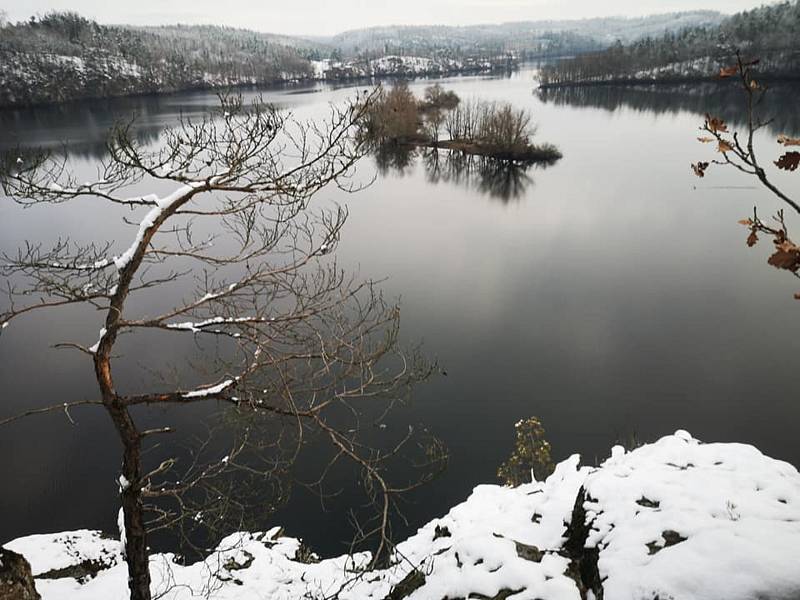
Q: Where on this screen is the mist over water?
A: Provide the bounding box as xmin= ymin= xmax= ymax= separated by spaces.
xmin=2 ymin=68 xmax=800 ymax=556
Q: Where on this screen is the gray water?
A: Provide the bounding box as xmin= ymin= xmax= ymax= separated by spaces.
xmin=2 ymin=68 xmax=800 ymax=555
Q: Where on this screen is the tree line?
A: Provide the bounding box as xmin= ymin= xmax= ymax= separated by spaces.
xmin=539 ymin=1 xmax=800 ymax=87
xmin=0 ymin=9 xmax=732 ymax=107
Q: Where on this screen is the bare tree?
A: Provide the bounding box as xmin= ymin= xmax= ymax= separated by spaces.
xmin=0 ymin=92 xmax=444 ymax=600
xmin=444 ymin=98 xmax=482 ymax=141
xmin=419 ymin=84 xmax=460 ymax=143
xmin=477 ymin=103 xmax=536 ymax=153
xmin=363 ymin=82 xmax=421 ymax=143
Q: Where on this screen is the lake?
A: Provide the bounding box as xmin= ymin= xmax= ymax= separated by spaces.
xmin=2 ymin=67 xmax=800 ymax=556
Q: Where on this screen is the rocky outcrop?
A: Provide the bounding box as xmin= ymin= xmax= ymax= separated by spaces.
xmin=0 ymin=548 xmax=40 ymax=600
xmin=562 ymin=487 xmax=603 ymax=600
xmin=6 ymin=432 xmax=800 ymax=600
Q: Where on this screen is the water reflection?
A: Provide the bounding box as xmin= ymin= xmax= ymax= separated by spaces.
xmin=374 ymin=143 xmax=539 ymax=202
xmin=373 ymin=142 xmax=418 ymax=176
xmin=424 ymin=149 xmax=537 ymax=202
xmin=1 ymin=97 xmax=179 ymax=159
xmin=3 ymin=69 xmax=800 ymax=559
xmin=537 ymin=82 xmax=800 ymax=135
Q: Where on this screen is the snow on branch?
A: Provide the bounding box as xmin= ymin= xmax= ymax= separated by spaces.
xmin=182 ymin=379 xmax=236 ymax=399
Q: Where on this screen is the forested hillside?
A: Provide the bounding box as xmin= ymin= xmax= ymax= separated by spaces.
xmin=0 ymin=9 xmax=728 ymax=107
xmin=0 ymin=13 xmax=315 ymax=107
xmin=323 ymin=12 xmax=723 ymax=60
xmin=540 ymin=1 xmax=800 ymax=87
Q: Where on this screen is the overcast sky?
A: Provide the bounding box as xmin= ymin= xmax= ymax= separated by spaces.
xmin=2 ymin=0 xmax=773 ymax=36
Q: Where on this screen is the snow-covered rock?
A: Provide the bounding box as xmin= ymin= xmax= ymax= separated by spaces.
xmin=583 ymin=431 xmax=800 ymax=600
xmin=5 ymin=431 xmax=800 ymax=599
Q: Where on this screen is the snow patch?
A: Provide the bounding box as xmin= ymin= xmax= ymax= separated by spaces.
xmin=88 ymin=328 xmax=106 ymax=354
xmin=182 ymin=378 xmax=235 ymax=398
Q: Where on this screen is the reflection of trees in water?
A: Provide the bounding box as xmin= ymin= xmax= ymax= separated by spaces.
xmin=0 ymin=95 xmax=215 ymax=160
xmin=373 ymin=143 xmax=539 ymax=203
xmin=424 ymin=149 xmax=535 ymax=203
xmin=373 ymin=142 xmax=418 ymax=176
xmin=537 ymin=82 xmax=800 ymax=135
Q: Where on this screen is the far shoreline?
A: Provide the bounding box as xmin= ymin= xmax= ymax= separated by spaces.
xmin=538 ymin=73 xmax=800 ymax=90
xmin=0 ymin=64 xmax=528 ymax=113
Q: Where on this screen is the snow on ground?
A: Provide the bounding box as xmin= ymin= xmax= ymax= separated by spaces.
xmin=9 ymin=530 xmax=123 ymax=578
xmin=310 ymin=59 xmax=331 ymax=79
xmin=370 ymin=55 xmax=434 ymax=74
xmin=5 ymin=431 xmax=800 ymax=599
xmin=586 ymin=431 xmax=800 ymax=600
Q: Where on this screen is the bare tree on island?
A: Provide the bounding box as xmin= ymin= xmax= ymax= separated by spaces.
xmin=0 ymin=92 xmax=445 ymax=600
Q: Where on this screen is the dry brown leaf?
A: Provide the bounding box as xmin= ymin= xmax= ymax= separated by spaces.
xmin=738 ymin=219 xmax=753 ymax=226
xmin=717 ymin=141 xmax=734 ymax=153
xmin=691 ymin=162 xmax=709 ymax=178
xmin=697 ymin=136 xmax=715 ymax=143
xmin=794 ymin=293 xmax=800 ymax=300
xmin=705 ymin=114 xmax=729 ymax=133
xmin=719 ymin=65 xmax=739 ymax=78
xmin=768 ymin=249 xmax=800 ymax=271
xmin=778 ymin=135 xmax=800 ymax=146
xmin=775 ymin=152 xmax=800 ymax=172
xmin=746 ymin=231 xmax=758 ymax=247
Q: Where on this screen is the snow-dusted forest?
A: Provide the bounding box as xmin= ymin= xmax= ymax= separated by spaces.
xmin=0 ymin=10 xmax=726 ymax=107
xmin=539 ymin=1 xmax=800 ymax=86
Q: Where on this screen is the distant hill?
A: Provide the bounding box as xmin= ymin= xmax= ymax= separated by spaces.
xmin=540 ymin=1 xmax=800 ymax=87
xmin=127 ymin=24 xmax=328 ymax=56
xmin=322 ymin=12 xmax=725 ymax=59
xmin=0 ymin=9 xmax=728 ymax=108
xmin=0 ymin=13 xmax=315 ymax=107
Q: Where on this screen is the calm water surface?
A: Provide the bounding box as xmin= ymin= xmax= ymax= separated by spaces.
xmin=2 ymin=68 xmax=800 ymax=554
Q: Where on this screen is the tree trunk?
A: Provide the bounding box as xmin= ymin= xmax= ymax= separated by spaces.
xmin=94 ymin=319 xmax=152 ymax=599
xmin=119 ymin=429 xmax=151 ymax=600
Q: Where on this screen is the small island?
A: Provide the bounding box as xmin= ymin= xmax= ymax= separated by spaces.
xmin=363 ymin=82 xmax=562 ymax=164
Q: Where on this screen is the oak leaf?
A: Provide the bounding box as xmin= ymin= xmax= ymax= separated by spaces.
xmin=719 ymin=65 xmax=738 ymax=78
xmin=718 ymin=141 xmax=734 ymax=153
xmin=738 ymin=219 xmax=753 ymax=226
xmin=768 ymin=244 xmax=800 ymax=271
xmin=691 ymin=162 xmax=709 ymax=178
xmin=777 ymin=135 xmax=800 ymax=146
xmin=746 ymin=231 xmax=758 ymax=247
xmin=775 ymin=152 xmax=800 ymax=172
xmin=697 ymin=136 xmax=715 ymax=143
xmin=705 ymin=114 xmax=728 ymax=133
xmin=768 ymin=251 xmax=799 ymax=271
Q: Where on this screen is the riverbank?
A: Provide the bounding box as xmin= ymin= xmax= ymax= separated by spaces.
xmin=538 ymin=73 xmax=800 ymax=90
xmin=5 ymin=431 xmax=799 ymax=600
xmin=0 ymin=53 xmax=518 ymax=111
xmin=425 ymin=140 xmax=562 ymax=163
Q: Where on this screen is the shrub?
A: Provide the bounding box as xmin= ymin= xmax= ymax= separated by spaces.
xmin=497 ymin=417 xmax=554 ymax=486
